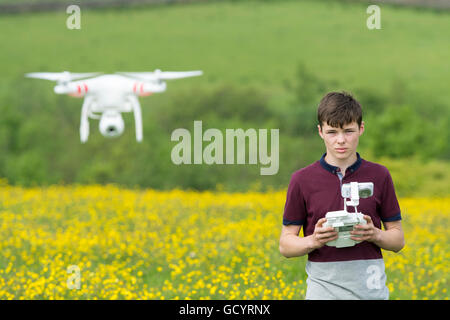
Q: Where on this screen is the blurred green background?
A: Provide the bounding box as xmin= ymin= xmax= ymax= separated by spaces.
xmin=0 ymin=0 xmax=449 ymax=196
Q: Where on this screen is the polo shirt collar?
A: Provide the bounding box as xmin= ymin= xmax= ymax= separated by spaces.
xmin=319 ymin=152 xmax=362 ymax=175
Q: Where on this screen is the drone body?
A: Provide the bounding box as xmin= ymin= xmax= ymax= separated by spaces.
xmin=25 ymin=70 xmax=202 ymax=143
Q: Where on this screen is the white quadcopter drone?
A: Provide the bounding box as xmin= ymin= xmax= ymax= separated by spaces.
xmin=25 ymin=70 xmax=202 ymax=143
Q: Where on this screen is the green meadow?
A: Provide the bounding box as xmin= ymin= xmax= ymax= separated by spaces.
xmin=1 ymin=1 xmax=449 ymax=97
xmin=0 ymin=0 xmax=448 ymax=193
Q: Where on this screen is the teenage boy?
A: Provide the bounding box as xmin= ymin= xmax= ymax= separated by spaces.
xmin=279 ymin=91 xmax=404 ymax=300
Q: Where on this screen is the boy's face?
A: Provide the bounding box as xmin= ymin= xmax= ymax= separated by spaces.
xmin=318 ymin=121 xmax=364 ymax=161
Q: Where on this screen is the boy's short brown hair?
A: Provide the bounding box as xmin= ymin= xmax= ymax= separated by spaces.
xmin=317 ymin=91 xmax=362 ymax=129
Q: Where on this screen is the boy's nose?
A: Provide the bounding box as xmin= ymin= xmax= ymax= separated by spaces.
xmin=337 ymin=133 xmax=346 ymax=143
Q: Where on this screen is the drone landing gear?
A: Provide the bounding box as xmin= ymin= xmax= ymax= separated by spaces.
xmin=129 ymin=95 xmax=143 ymax=143
xmin=80 ymin=96 xmax=92 ymax=143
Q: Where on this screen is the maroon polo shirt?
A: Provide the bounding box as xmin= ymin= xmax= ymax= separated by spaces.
xmin=283 ymin=153 xmax=401 ymax=262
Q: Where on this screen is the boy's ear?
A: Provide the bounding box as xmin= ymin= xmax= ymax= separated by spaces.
xmin=359 ymin=121 xmax=365 ymax=135
xmin=317 ymin=124 xmax=324 ymax=139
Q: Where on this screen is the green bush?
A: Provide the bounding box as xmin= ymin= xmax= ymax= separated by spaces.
xmin=377 ymin=157 xmax=450 ymax=197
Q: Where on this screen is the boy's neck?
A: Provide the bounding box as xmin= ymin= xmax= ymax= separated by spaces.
xmin=324 ymin=152 xmax=357 ymax=176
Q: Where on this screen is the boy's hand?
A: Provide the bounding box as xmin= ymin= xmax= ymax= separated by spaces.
xmin=350 ymin=215 xmax=380 ymax=243
xmin=310 ymin=218 xmax=339 ymax=249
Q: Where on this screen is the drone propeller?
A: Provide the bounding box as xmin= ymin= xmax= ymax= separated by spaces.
xmin=117 ymin=69 xmax=203 ymax=82
xmin=25 ymin=71 xmax=102 ymax=83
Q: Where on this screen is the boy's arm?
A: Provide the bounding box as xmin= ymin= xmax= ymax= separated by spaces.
xmin=351 ymin=216 xmax=405 ymax=253
xmin=279 ymin=225 xmax=314 ymax=258
xmin=373 ymin=220 xmax=405 ymax=252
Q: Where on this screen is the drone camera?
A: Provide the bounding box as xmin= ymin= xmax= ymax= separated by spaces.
xmin=99 ymin=111 xmax=124 ymax=138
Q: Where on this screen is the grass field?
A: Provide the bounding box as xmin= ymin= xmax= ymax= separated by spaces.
xmin=0 ymin=0 xmax=449 ymax=104
xmin=0 ymin=183 xmax=448 ymax=300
